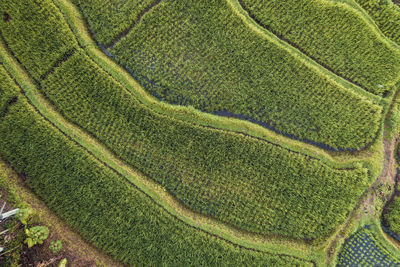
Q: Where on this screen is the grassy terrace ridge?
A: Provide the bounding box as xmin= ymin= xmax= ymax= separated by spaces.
xmin=354 ymin=0 xmax=400 ymax=46
xmin=0 ymin=42 xmax=319 ymax=266
xmin=71 ymin=0 xmax=158 ymax=47
xmin=239 ymin=0 xmax=400 ymax=95
xmin=78 ymin=0 xmax=387 ymax=151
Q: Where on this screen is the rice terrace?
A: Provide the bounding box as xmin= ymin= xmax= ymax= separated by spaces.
xmin=1 ymin=0 xmax=400 ymax=266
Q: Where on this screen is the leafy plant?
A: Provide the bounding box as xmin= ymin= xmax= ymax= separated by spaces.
xmin=49 ymin=240 xmax=62 ymax=254
xmin=58 ymin=258 xmax=67 ymax=267
xmin=15 ymin=208 xmax=30 ymax=226
xmin=24 ymin=226 xmax=49 ymax=248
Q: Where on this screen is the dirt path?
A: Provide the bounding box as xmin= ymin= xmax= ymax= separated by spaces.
xmin=326 ymin=134 xmax=398 ymax=265
xmin=0 ymin=161 xmax=123 ymax=267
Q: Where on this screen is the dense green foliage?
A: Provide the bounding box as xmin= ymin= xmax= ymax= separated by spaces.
xmin=39 ymin=50 xmax=370 ymax=240
xmin=0 ymin=66 xmax=16 ymax=118
xmin=0 ymin=65 xmax=312 ymax=266
xmin=71 ymin=0 xmax=157 ymax=47
xmin=354 ymin=0 xmax=400 ymax=45
xmin=240 ymin=0 xmax=400 ymax=95
xmin=0 ymin=0 xmax=76 ymax=81
xmin=384 ymin=186 xmax=400 ymax=236
xmin=337 ymin=226 xmax=400 ymax=266
xmin=105 ymin=0 xmax=383 ymax=150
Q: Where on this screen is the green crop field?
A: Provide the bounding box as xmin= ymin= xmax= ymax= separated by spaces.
xmin=240 ymin=0 xmax=400 ymax=95
xmin=1 ymin=0 xmax=400 ymax=266
xmin=384 ymin=190 xmax=400 ymax=239
xmin=354 ymin=0 xmax=400 ymax=46
xmin=101 ymin=0 xmax=386 ymax=151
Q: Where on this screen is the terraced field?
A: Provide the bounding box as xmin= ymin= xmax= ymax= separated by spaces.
xmin=94 ymin=0 xmax=386 ymax=151
xmin=1 ymin=0 xmax=400 ymax=266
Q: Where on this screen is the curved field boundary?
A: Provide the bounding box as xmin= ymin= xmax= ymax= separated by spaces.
xmin=337 ymin=0 xmax=400 ymax=46
xmin=0 ymin=40 xmax=323 ymax=265
xmin=228 ymin=0 xmax=396 ymax=101
xmin=356 ymin=0 xmax=400 ymax=46
xmin=237 ymin=0 xmax=400 ymax=96
xmin=52 ymin=0 xmax=386 ymax=176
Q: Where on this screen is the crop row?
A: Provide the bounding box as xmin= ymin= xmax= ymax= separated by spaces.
xmin=337 ymin=226 xmax=400 ymax=266
xmin=105 ymin=0 xmax=383 ymax=150
xmin=72 ymin=0 xmax=158 ymax=47
xmin=0 ymin=65 xmax=313 ymax=266
xmin=240 ymin=0 xmax=400 ymax=95
xmin=354 ymin=0 xmax=400 ymax=46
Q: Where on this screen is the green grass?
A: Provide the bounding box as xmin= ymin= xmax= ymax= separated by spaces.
xmin=240 ymin=0 xmax=400 ymax=95
xmin=0 ymin=61 xmax=314 ymax=266
xmin=71 ymin=0 xmax=157 ymax=47
xmin=95 ymin=0 xmax=385 ymax=151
